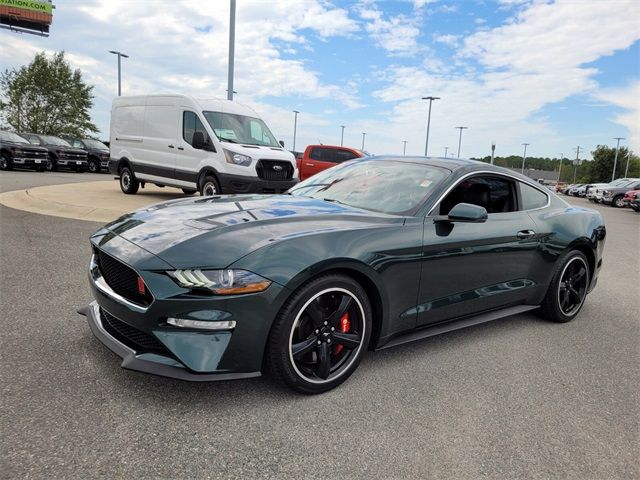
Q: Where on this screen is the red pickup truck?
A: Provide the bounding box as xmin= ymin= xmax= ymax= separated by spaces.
xmin=296 ymin=145 xmax=364 ymax=181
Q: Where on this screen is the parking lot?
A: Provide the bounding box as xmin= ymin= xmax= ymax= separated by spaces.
xmin=1 ymin=171 xmax=638 ymax=479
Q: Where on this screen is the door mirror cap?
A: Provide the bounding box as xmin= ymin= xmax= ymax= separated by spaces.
xmin=279 ymin=140 xmax=285 ymax=148
xmin=192 ymin=131 xmax=205 ymax=150
xmin=434 ymin=203 xmax=488 ymax=223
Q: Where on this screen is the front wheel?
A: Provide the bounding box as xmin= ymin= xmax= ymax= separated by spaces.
xmin=119 ymin=165 xmax=139 ymax=194
xmin=46 ymin=157 xmax=57 ymax=172
xmin=612 ymin=195 xmax=625 ymax=208
xmin=539 ymin=250 xmax=590 ymax=323
xmin=266 ymin=274 xmax=372 ymax=394
xmin=0 ymin=154 xmax=13 ymax=171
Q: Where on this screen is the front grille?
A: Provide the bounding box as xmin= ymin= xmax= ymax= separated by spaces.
xmin=256 ymin=160 xmax=293 ymax=181
xmin=97 ymin=250 xmax=153 ymax=306
xmin=100 ymin=308 xmax=167 ymax=353
xmin=61 ymin=152 xmax=86 ymax=160
xmin=22 ymin=149 xmax=47 ymax=159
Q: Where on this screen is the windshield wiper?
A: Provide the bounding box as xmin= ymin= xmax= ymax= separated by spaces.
xmin=220 ymin=138 xmax=238 ymax=144
xmin=322 ymin=197 xmax=347 ymax=205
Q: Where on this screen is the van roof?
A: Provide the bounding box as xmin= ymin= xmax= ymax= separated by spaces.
xmin=112 ymin=94 xmax=259 ymax=117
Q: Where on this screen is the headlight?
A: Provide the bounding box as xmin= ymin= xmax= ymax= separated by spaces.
xmin=168 ymin=269 xmax=271 ymax=295
xmin=223 ymin=149 xmax=252 ymax=166
xmin=12 ymin=147 xmax=23 ymax=154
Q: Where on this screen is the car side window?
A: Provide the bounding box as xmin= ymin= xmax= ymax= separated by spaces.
xmin=439 ymin=175 xmax=517 ymax=215
xmin=519 ymin=182 xmax=549 ymax=210
xmin=309 ymin=148 xmax=338 ymax=163
xmin=183 ymin=111 xmax=208 ymax=146
xmin=335 ymin=149 xmax=358 ymax=163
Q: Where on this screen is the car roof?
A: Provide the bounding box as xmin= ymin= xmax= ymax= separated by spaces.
xmin=364 ymin=155 xmax=512 ymax=173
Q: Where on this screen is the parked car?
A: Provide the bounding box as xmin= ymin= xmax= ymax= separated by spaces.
xmin=19 ymin=133 xmax=88 ymax=172
xmin=622 ymin=189 xmax=640 ymax=209
xmin=568 ymin=184 xmax=584 ymax=196
xmin=586 ymin=183 xmax=609 ymax=201
xmin=296 ymin=145 xmax=364 ymax=181
xmin=555 ymin=183 xmax=567 ymax=193
xmin=109 ymin=94 xmax=297 ymax=195
xmin=629 ymin=192 xmax=640 ymax=212
xmin=63 ymin=137 xmax=110 ymax=173
xmin=593 ymin=178 xmax=637 ymax=203
xmin=0 ymin=130 xmax=48 ymax=172
xmin=80 ymin=156 xmax=606 ymax=393
xmin=602 ymin=180 xmax=640 ymax=207
xmin=561 ymin=184 xmax=575 ymax=195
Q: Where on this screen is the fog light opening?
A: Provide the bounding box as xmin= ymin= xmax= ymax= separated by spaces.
xmin=166 ymin=318 xmax=236 ymax=331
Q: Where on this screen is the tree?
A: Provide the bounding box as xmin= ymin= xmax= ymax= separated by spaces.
xmin=0 ymin=51 xmax=98 ymax=136
xmin=589 ymin=145 xmax=634 ymax=183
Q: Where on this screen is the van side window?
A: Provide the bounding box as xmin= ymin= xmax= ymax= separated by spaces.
xmin=183 ymin=111 xmax=208 ymax=146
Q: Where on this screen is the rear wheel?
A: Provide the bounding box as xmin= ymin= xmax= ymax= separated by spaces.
xmin=612 ymin=195 xmax=625 ymax=208
xmin=539 ymin=250 xmax=590 ymax=323
xmin=199 ymin=175 xmax=220 ymax=196
xmin=119 ymin=165 xmax=139 ymax=194
xmin=266 ymin=274 xmax=371 ymax=394
xmin=0 ymin=154 xmax=13 ymax=171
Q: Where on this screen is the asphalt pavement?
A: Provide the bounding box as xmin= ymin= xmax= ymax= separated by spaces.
xmin=1 ymin=172 xmax=638 ymax=479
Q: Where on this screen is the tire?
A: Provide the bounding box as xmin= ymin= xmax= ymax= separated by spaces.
xmin=36 ymin=167 xmax=46 ymax=172
xmin=539 ymin=250 xmax=590 ymax=323
xmin=88 ymin=158 xmax=100 ymax=173
xmin=119 ymin=165 xmax=139 ymax=194
xmin=266 ymin=273 xmax=372 ymax=394
xmin=0 ymin=153 xmax=13 ymax=171
xmin=181 ymin=188 xmax=197 ymax=195
xmin=612 ymin=195 xmax=625 ymax=208
xmin=199 ymin=175 xmax=220 ymax=196
xmin=46 ymin=157 xmax=58 ymax=172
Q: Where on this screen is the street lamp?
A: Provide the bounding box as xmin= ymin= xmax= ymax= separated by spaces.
xmin=490 ymin=141 xmax=496 ymax=165
xmin=422 ymin=96 xmax=440 ymax=156
xmin=612 ymin=137 xmax=624 ymax=182
xmin=455 ymin=126 xmax=467 ymax=158
xmin=340 ymin=125 xmax=345 ymax=147
xmin=624 ymin=150 xmax=632 ymax=177
xmin=557 ymin=153 xmax=564 ymax=183
xmin=402 ymin=140 xmax=408 ymax=156
xmin=361 ymin=132 xmax=366 ymax=151
xmin=292 ymin=110 xmax=299 ymax=153
xmin=520 ymin=143 xmax=530 ymax=174
xmin=573 ymin=146 xmax=581 ymax=183
xmin=444 ymin=146 xmax=449 ymax=158
xmin=227 ymin=0 xmax=236 ymax=101
xmin=108 ymin=50 xmax=129 ymax=96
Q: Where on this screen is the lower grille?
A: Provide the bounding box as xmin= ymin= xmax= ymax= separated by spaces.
xmin=97 ymin=250 xmax=153 ymax=306
xmin=256 ymin=160 xmax=293 ymax=181
xmin=100 ymin=308 xmax=167 ymax=352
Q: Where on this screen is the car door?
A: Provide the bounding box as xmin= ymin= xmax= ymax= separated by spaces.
xmin=416 ymin=173 xmax=541 ymax=327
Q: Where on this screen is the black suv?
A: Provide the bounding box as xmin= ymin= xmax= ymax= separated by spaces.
xmin=62 ymin=137 xmax=110 ymax=173
xmin=0 ymin=130 xmax=49 ymax=172
xmin=19 ymin=133 xmax=88 ymax=172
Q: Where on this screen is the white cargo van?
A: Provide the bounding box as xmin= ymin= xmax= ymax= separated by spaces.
xmin=109 ymin=94 xmax=298 ymax=195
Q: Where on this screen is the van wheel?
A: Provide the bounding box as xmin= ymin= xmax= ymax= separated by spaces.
xmin=181 ymin=188 xmax=197 ymax=195
xmin=119 ymin=166 xmax=139 ymax=194
xmin=200 ymin=175 xmax=220 ymax=196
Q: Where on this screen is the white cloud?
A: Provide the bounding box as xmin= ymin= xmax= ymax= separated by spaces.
xmin=594 ymin=82 xmax=640 ymax=152
xmin=433 ymin=34 xmax=460 ymax=47
xmin=357 ymin=2 xmax=423 ymax=56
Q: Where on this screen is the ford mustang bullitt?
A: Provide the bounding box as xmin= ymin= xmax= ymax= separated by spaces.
xmin=79 ymin=157 xmax=606 ymax=393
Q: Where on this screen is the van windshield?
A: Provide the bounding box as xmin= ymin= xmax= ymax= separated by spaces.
xmin=203 ymin=111 xmax=280 ymax=147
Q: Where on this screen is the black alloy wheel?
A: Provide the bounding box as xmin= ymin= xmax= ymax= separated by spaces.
xmin=540 ymin=250 xmax=589 ymax=323
xmin=46 ymin=157 xmax=57 ymax=172
xmin=88 ymin=158 xmax=100 ymax=173
xmin=119 ymin=165 xmax=139 ymax=194
xmin=267 ymin=274 xmax=371 ymax=393
xmin=0 ymin=154 xmax=12 ymax=171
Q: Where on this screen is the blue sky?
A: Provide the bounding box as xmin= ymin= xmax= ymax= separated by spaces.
xmin=1 ymin=0 xmax=638 ymax=159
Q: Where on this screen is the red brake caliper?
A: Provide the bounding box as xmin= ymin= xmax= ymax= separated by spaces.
xmin=334 ymin=312 xmax=350 ymax=355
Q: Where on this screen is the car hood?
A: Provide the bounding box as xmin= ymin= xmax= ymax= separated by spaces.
xmin=2 ymin=141 xmax=47 ymax=151
xmin=101 ymin=195 xmax=400 ymax=268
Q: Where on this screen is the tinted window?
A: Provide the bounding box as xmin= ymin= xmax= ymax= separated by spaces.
xmin=520 ymin=182 xmax=548 ymax=210
xmin=289 ymin=160 xmax=448 ymax=215
xmin=182 ymin=111 xmax=208 ymax=146
xmin=309 ymin=148 xmax=337 ymax=163
xmin=440 ymin=175 xmax=516 ymax=215
xmin=336 ymin=149 xmax=358 ymax=163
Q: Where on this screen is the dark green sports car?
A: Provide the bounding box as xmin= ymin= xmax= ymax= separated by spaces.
xmin=80 ymin=157 xmax=606 ymax=393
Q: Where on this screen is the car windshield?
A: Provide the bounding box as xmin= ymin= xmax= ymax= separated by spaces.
xmin=289 ymin=159 xmax=449 ymax=215
xmin=83 ymin=139 xmax=108 ymax=149
xmin=203 ymin=111 xmax=279 ymax=147
xmin=41 ymin=135 xmax=71 ymax=146
xmin=0 ymin=131 xmax=29 ymax=144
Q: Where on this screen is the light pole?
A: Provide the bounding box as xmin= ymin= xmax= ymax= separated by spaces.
xmin=573 ymin=146 xmax=581 ymax=183
xmin=520 ymin=143 xmax=529 ymax=174
xmin=612 ymin=137 xmax=624 ymax=182
xmin=227 ymin=0 xmax=236 ymax=101
xmin=422 ymin=96 xmax=440 ymax=156
xmin=557 ymin=153 xmax=564 ymax=183
xmin=624 ymin=150 xmax=632 ymax=177
xmin=108 ymin=50 xmax=129 ymax=96
xmin=455 ymin=126 xmax=467 ymax=158
xmin=444 ymin=146 xmax=449 ymax=158
xmin=402 ymin=140 xmax=408 ymax=156
xmin=361 ymin=132 xmax=366 ymax=151
xmin=490 ymin=141 xmax=496 ymax=165
xmin=340 ymin=125 xmax=345 ymax=146
xmin=292 ymin=110 xmax=299 ymax=153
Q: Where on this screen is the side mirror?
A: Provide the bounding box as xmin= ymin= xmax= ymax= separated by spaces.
xmin=434 ymin=203 xmax=488 ymax=223
xmin=192 ymin=131 xmax=205 ymax=150
xmin=279 ymin=140 xmax=285 ymax=148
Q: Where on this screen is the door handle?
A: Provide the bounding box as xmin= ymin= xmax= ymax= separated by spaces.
xmin=306 ymin=163 xmax=314 ymax=166
xmin=516 ymin=230 xmax=535 ymax=239
xmin=168 ymin=144 xmax=175 ymax=149
xmin=177 ymin=146 xmax=184 ymax=151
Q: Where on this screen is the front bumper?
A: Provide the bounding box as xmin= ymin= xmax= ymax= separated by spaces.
xmin=79 ymin=302 xmax=260 ymax=382
xmin=58 ymin=158 xmax=88 ymax=167
xmin=12 ymin=157 xmax=47 ymax=167
xmin=218 ymin=172 xmax=298 ymax=194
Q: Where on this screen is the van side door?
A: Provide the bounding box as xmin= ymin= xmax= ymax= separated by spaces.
xmin=177 ymin=109 xmax=214 ymax=187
